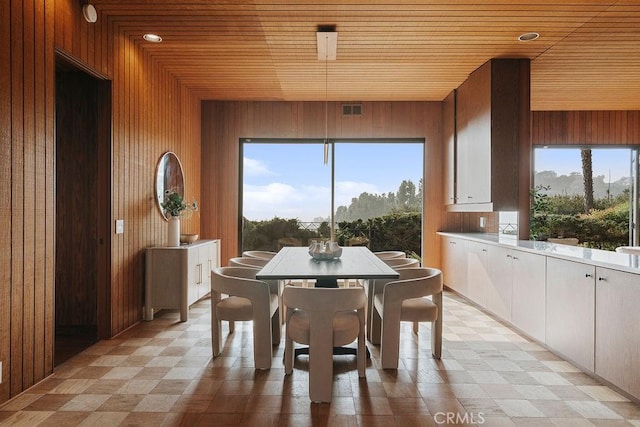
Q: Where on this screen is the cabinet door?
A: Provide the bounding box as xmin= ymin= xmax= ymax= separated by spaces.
xmin=197 ymin=243 xmax=214 ymax=299
xmin=595 ymin=267 xmax=640 ymax=400
xmin=546 ymin=257 xmax=595 ymax=371
xmin=186 ymin=247 xmax=200 ymax=305
xmin=511 ymin=250 xmax=546 ymax=342
xmin=486 ymin=246 xmax=512 ymax=321
xmin=441 ymin=237 xmax=468 ymax=296
xmin=455 ymin=62 xmax=491 ymax=204
xmin=467 ymin=241 xmax=489 ymax=307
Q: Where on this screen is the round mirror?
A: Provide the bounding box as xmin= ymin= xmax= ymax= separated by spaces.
xmin=155 ymin=152 xmax=185 ymax=220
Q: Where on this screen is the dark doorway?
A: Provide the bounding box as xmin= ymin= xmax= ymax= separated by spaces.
xmin=55 ymin=52 xmax=112 ymax=365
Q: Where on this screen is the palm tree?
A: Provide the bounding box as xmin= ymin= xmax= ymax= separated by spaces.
xmin=581 ymin=148 xmax=594 ymax=213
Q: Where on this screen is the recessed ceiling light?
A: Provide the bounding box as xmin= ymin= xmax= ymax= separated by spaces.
xmin=518 ymin=32 xmax=540 ymax=42
xmin=143 ymin=34 xmax=163 ymax=43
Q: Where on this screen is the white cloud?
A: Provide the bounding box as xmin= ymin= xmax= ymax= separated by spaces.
xmin=244 ymin=157 xmax=276 ymax=177
xmin=243 ymin=180 xmax=385 ymax=221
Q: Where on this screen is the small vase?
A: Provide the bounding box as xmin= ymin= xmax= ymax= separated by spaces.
xmin=167 ymin=215 xmax=180 ymax=247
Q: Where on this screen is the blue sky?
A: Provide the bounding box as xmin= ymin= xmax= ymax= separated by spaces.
xmin=243 ymin=144 xmax=632 ymax=221
xmin=534 ymin=148 xmax=632 ymax=182
xmin=243 ymin=142 xmax=423 ymax=221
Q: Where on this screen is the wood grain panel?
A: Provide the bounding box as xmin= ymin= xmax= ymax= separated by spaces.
xmin=83 ymin=1 xmax=640 ymax=110
xmin=10 ymin=0 xmax=26 ymax=397
xmin=0 ymin=0 xmax=11 ymax=404
xmin=0 ymin=0 xmax=202 ymax=406
xmin=200 ymin=101 xmax=444 ymax=269
xmin=532 ymin=111 xmax=640 ymax=146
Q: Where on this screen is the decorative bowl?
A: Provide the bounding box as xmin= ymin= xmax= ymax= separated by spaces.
xmin=180 ymin=233 xmax=199 ymax=244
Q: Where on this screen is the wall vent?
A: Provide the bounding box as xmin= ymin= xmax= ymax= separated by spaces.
xmin=342 ymin=103 xmax=362 ymax=116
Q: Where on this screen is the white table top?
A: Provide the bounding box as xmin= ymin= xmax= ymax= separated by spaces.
xmin=256 ymin=246 xmax=400 ymax=281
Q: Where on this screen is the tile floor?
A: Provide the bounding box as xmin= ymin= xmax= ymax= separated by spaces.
xmin=1 ymin=291 xmax=640 ymax=426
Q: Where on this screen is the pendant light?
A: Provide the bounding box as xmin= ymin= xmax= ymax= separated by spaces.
xmin=316 ymin=28 xmax=337 ymax=164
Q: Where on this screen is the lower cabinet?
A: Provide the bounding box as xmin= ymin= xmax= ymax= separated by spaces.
xmin=440 ymin=233 xmax=640 ymax=401
xmin=511 ymin=250 xmax=546 ymax=343
xmin=144 ymin=239 xmax=221 ymax=321
xmin=466 ymin=241 xmax=489 ymax=307
xmin=595 ymin=267 xmax=640 ymax=399
xmin=486 ymin=246 xmax=513 ymax=322
xmin=546 ymin=257 xmax=595 ymax=371
xmin=441 ymin=236 xmax=468 ymax=296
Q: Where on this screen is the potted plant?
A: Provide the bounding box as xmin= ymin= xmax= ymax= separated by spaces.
xmin=161 ymin=189 xmax=198 ymax=246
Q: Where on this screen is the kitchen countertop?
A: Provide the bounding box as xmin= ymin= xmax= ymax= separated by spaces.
xmin=438 ymin=232 xmax=640 ymax=274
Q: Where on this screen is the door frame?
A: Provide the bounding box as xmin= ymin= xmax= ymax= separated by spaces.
xmin=55 ymin=49 xmax=112 ymax=340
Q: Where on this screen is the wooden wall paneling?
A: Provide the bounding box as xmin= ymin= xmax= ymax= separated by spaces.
xmin=23 ymin=0 xmax=37 ymax=391
xmin=10 ymin=0 xmax=25 ymax=397
xmin=0 ymin=0 xmax=10 ymax=403
xmin=113 ymin=29 xmax=123 ymax=334
xmin=125 ymin=35 xmax=133 ymax=328
xmin=1 ymin=0 xmax=206 ymax=405
xmin=532 ymin=111 xmax=640 ymax=146
xmin=200 ymin=101 xmax=444 ymax=267
xmin=43 ymin=0 xmax=56 ymax=383
xmin=33 ymin=0 xmax=47 ymax=386
xmin=517 ymin=59 xmax=531 ymax=240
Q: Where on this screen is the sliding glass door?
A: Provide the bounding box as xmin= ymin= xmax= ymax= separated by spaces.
xmin=241 ymin=139 xmax=424 ymax=256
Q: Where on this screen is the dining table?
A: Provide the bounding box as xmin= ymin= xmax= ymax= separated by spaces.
xmin=256 ymin=246 xmax=400 ymax=356
xmin=255 ymin=246 xmax=399 ymax=287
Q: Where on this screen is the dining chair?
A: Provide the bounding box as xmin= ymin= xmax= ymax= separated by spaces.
xmin=364 ymin=257 xmax=420 ymax=338
xmin=229 ymin=256 xmax=268 ymax=269
xmin=371 ymin=267 xmax=443 ymax=369
xmin=283 ymin=286 xmax=367 ymax=402
xmin=227 ymin=256 xmax=288 ymax=325
xmin=242 ymin=250 xmax=277 ymax=260
xmin=383 ymin=257 xmax=420 ymax=269
xmin=615 ymin=246 xmax=640 ymax=255
xmin=211 ymin=266 xmax=280 ymax=370
xmin=373 ymin=250 xmax=406 ymax=260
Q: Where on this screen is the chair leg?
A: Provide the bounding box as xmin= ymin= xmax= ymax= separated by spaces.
xmin=369 ymin=304 xmax=382 ymax=345
xmin=432 ymin=292 xmax=443 ymax=359
xmin=380 ymin=317 xmax=402 ymax=370
xmin=284 ymin=335 xmax=294 ymax=375
xmin=413 ymin=321 xmax=419 ymax=335
xmin=308 ymin=334 xmax=334 ymax=402
xmin=357 ymin=331 xmax=366 ymax=378
xmin=252 ymin=318 xmax=273 ymax=370
xmin=271 ymin=309 xmax=281 ymax=345
xmin=212 ymin=319 xmax=222 ymax=357
xmin=229 ymin=320 xmax=235 ymax=334
xmin=432 ymin=318 xmax=442 ymax=359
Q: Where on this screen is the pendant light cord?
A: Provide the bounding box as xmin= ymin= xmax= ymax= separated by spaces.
xmin=323 ymin=34 xmax=329 ymax=164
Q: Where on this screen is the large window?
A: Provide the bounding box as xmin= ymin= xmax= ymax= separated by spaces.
xmin=241 ymin=139 xmax=424 ymax=255
xmin=532 ymin=147 xmax=636 ymax=249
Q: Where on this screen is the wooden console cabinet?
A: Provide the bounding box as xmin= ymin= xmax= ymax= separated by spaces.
xmin=144 ymin=239 xmax=220 ymax=321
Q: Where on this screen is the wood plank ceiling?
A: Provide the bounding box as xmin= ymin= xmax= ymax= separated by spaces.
xmin=93 ymin=0 xmax=640 ymax=111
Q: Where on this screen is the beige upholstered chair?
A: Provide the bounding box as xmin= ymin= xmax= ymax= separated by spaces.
xmin=371 ymin=267 xmax=443 ymax=369
xmin=211 ymin=266 xmax=280 ymax=370
xmin=374 ymin=251 xmax=406 ymax=260
xmin=365 ymin=257 xmax=420 ymax=340
xmin=615 ymin=246 xmax=640 ymax=255
xmin=229 ymin=256 xmax=268 ymax=269
xmin=283 ymin=286 xmax=367 ymax=402
xmin=242 ymin=250 xmax=277 ymax=260
xmin=383 ymin=257 xmax=420 ymax=269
